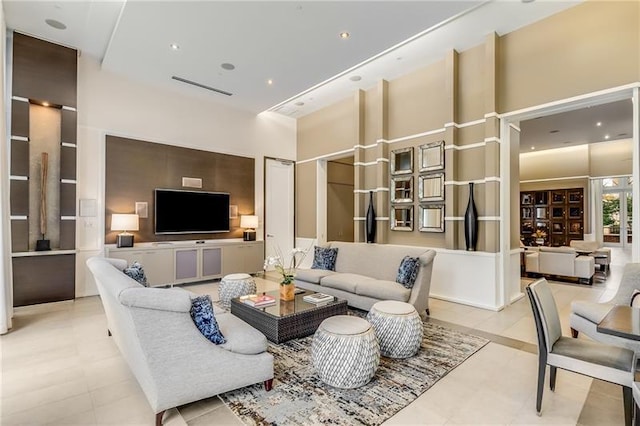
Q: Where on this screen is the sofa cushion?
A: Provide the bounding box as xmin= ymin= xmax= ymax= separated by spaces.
xmin=217 ymin=312 xmax=268 ymax=355
xmin=123 ymin=261 xmax=149 ymax=287
xmin=355 ymin=279 xmax=411 ymax=302
xmin=296 ymin=268 xmax=336 ymax=284
xmin=190 ymin=295 xmax=226 ymax=345
xmin=320 ymin=273 xmax=371 ymax=293
xmin=571 ymin=300 xmax=614 ymax=324
xmin=396 ymin=256 xmax=420 ymax=289
xmin=311 ymin=246 xmax=338 ymax=271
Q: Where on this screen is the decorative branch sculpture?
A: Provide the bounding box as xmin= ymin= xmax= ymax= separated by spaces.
xmin=36 ymin=152 xmax=50 ymax=251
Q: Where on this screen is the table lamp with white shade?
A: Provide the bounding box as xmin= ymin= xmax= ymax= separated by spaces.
xmin=111 ymin=213 xmax=139 ymax=248
xmin=240 ymin=215 xmax=258 ymax=241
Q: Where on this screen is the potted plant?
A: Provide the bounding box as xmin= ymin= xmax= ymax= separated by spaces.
xmin=534 ymin=229 xmax=547 ymax=245
xmin=264 ymin=245 xmax=310 ymax=301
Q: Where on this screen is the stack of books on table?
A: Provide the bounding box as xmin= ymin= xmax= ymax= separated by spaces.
xmin=241 ymin=294 xmax=276 ymax=308
xmin=303 ymin=293 xmax=334 ymax=305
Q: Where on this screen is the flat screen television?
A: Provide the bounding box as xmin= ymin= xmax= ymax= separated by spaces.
xmin=154 ymin=189 xmax=230 ymax=234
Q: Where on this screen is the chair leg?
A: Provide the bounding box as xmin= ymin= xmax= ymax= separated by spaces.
xmin=155 ymin=410 xmax=165 ymax=426
xmin=549 ymin=366 xmax=557 ymax=391
xmin=623 ymin=386 xmax=632 ymax=426
xmin=536 ymin=358 xmax=546 ymax=415
xmin=570 ymin=328 xmax=578 ymax=338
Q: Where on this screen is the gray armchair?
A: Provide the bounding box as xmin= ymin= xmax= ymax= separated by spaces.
xmin=527 ymin=278 xmax=635 ymax=425
xmin=570 ymin=263 xmax=640 ymax=352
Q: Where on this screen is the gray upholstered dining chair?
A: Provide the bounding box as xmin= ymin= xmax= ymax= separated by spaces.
xmin=526 ymin=278 xmax=635 ymax=425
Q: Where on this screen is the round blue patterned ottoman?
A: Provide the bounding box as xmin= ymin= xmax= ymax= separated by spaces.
xmin=218 ymin=273 xmax=256 ymax=309
xmin=311 ymin=315 xmax=380 ymax=389
xmin=367 ymin=300 xmax=423 ymax=358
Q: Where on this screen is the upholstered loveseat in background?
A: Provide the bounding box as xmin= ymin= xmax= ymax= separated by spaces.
xmin=294 ymin=242 xmax=436 ymax=317
xmin=86 ymin=257 xmax=274 ymax=426
xmin=524 ymin=246 xmax=595 ymax=284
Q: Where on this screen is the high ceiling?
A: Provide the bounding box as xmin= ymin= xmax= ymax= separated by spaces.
xmin=3 ymin=0 xmax=582 ymax=118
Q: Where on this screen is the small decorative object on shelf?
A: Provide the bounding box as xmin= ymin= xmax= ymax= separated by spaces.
xmin=265 ymin=239 xmax=311 ymax=301
xmin=464 ymin=182 xmax=478 ymax=251
xmin=366 ymin=191 xmax=376 ymax=243
xmin=534 ymin=229 xmax=547 ymax=245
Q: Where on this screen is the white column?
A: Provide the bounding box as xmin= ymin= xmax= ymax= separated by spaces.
xmin=632 ymin=87 xmax=640 ymax=262
xmin=0 ymin=27 xmax=13 ymax=334
xmin=316 ymin=159 xmax=327 ymax=245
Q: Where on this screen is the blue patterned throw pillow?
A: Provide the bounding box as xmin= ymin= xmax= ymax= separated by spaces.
xmin=396 ymin=256 xmax=420 ymax=289
xmin=311 ymin=246 xmax=339 ymax=271
xmin=123 ymin=261 xmax=149 ymax=287
xmin=190 ymin=295 xmax=226 ymax=345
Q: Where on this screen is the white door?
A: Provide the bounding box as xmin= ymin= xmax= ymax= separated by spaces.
xmin=265 ymin=158 xmax=295 ymax=269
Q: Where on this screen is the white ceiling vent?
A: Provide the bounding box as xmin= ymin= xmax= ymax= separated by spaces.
xmin=182 ymin=177 xmax=202 ymax=188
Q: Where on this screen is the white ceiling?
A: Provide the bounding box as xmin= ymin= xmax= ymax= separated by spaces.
xmin=3 ymin=0 xmax=582 ymax=118
xmin=520 ymin=99 xmax=633 ymax=153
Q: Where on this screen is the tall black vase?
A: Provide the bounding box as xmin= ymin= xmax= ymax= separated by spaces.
xmin=366 ymin=191 xmax=377 ymax=243
xmin=464 ymin=182 xmax=478 ymax=251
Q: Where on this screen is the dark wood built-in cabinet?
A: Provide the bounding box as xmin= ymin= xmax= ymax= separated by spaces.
xmin=520 ymin=188 xmax=584 ymax=246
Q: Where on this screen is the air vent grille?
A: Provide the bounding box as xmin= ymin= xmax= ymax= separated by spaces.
xmin=171 ymin=76 xmax=232 ymax=96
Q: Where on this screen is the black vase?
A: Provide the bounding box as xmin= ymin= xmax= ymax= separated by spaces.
xmin=464 ymin=182 xmax=478 ymax=251
xmin=366 ymin=191 xmax=376 ymax=243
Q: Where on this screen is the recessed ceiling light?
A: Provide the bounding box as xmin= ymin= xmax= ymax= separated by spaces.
xmin=596 ymin=121 xmax=602 ymax=127
xmin=267 ymin=79 xmax=273 ymax=85
xmin=170 ymin=43 xmax=180 ymax=50
xmin=42 ymin=101 xmax=50 ymax=107
xmin=605 ymin=135 xmax=610 ymax=140
xmin=45 ymin=18 xmax=66 ymax=30
xmin=339 ymin=32 xmax=350 ymax=39
xmin=221 ymin=63 xmax=235 ymax=70
xmin=349 ymin=75 xmax=362 ymax=82
xmin=531 ymin=146 xmax=535 ymax=150
xmin=294 ymin=101 xmax=304 ymax=107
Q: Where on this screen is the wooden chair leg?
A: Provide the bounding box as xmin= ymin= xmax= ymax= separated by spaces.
xmin=155 ymin=410 xmax=165 ymax=426
xmin=570 ymin=328 xmax=578 ymax=338
xmin=549 ymin=366 xmax=557 ymax=391
xmin=264 ymin=379 xmax=273 ymax=391
xmin=536 ymin=357 xmax=546 ymax=416
xmin=623 ymin=386 xmax=632 ymax=426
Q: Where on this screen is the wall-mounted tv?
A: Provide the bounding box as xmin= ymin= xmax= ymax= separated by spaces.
xmin=155 ymin=189 xmax=230 ymax=234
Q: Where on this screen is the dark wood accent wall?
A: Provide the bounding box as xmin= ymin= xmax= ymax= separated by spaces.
xmin=10 ymin=33 xmax=78 ymax=306
xmin=105 ymin=135 xmax=255 ymax=244
xmin=12 ymin=254 xmax=75 ymax=307
xmin=12 ymin=33 xmax=77 ymax=107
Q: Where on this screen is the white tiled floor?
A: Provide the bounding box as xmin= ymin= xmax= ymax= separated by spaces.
xmin=0 ymin=247 xmax=631 ymax=425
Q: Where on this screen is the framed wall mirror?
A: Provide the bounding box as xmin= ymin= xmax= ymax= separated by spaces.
xmin=390 ymin=147 xmax=413 ymax=175
xmin=391 ymin=176 xmax=413 ymax=203
xmin=419 ymin=205 xmax=445 ymax=233
xmin=418 ymin=140 xmax=444 ymax=172
xmin=390 ymin=205 xmax=413 ymax=231
xmin=418 ymin=173 xmax=444 ymax=202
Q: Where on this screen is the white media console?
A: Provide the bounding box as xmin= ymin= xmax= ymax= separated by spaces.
xmin=105 ymin=239 xmax=264 ymax=287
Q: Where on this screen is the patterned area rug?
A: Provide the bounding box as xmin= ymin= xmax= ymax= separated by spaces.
xmin=205 ymin=315 xmax=488 ymax=426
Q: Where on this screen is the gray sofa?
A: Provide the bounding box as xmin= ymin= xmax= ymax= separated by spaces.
xmin=86 ymin=257 xmax=274 ymax=426
xmin=294 ymin=242 xmax=436 ymax=317
xmin=570 ymin=262 xmax=640 ymax=352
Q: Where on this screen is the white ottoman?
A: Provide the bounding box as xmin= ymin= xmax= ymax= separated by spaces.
xmin=367 ymin=301 xmax=423 ymax=358
xmin=312 ymin=315 xmax=380 ymax=389
xmin=218 ymin=273 xmax=256 ymax=309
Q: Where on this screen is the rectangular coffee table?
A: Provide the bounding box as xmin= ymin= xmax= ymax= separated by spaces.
xmin=230 ymin=289 xmax=347 ymax=343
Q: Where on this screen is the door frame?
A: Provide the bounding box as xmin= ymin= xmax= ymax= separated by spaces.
xmin=499 ymin=84 xmax=639 ymax=307
xmin=263 ymin=156 xmax=296 ymax=262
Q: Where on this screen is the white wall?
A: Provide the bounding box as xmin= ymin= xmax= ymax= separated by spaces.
xmin=76 ymin=56 xmax=296 ymax=296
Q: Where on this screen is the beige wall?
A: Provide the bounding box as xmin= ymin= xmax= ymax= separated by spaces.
xmin=296 ymin=0 xmax=639 ymax=252
xmin=499 ymin=1 xmax=639 ymax=113
xmin=590 ymin=139 xmax=633 ymax=177
xmin=327 ymin=160 xmax=354 ymax=242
